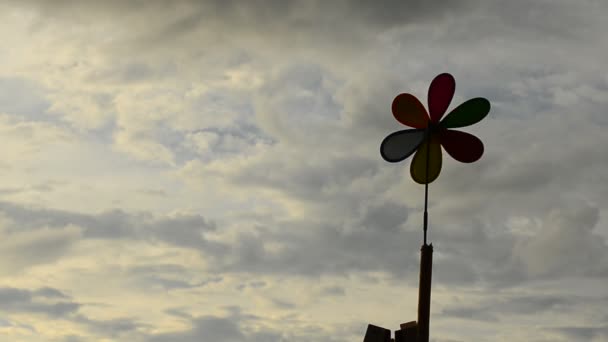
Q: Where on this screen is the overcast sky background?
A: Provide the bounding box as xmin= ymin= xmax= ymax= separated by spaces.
xmin=0 ymin=1 xmax=607 ymax=341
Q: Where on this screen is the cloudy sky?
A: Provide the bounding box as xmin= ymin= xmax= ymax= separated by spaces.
xmin=0 ymin=0 xmax=607 ymax=341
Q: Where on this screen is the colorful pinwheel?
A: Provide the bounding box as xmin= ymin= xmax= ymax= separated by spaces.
xmin=380 ymin=73 xmax=490 ymax=184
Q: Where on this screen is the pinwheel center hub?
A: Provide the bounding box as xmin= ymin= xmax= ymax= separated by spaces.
xmin=427 ymin=122 xmax=440 ymax=136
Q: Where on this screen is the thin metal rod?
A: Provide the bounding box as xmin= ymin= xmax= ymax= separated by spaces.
xmin=424 ymin=184 xmax=428 ymax=245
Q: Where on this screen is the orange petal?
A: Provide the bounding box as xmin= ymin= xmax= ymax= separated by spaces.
xmin=392 ymin=93 xmax=429 ymax=129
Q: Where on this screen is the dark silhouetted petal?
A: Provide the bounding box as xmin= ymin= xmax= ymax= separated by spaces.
xmin=428 ymin=73 xmax=455 ymax=123
xmin=440 ymin=129 xmax=484 ymax=163
xmin=410 ymin=134 xmax=442 ymax=184
xmin=440 ymin=97 xmax=490 ymax=128
xmin=392 ymin=93 xmax=429 ymax=128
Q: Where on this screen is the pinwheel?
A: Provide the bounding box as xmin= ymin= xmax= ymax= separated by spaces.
xmin=380 ymin=73 xmax=490 ymax=244
xmin=380 ymin=73 xmax=490 ymax=184
xmin=372 ymin=73 xmax=490 ymax=342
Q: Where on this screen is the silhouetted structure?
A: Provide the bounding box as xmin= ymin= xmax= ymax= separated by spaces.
xmin=395 ymin=321 xmax=417 ymax=341
xmin=363 ymin=244 xmax=433 ymax=342
xmin=364 ymin=320 xmax=419 ymax=342
xmin=417 ymin=244 xmax=433 ymax=342
xmin=373 ymin=73 xmax=490 ymax=341
xmin=364 ymin=324 xmax=391 ymax=342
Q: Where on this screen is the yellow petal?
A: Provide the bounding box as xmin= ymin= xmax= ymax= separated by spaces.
xmin=410 ymin=134 xmax=442 ymax=184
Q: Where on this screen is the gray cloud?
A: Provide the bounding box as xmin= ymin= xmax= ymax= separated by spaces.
xmin=128 ymin=263 xmax=223 ymax=291
xmin=34 ymin=287 xmax=70 ymax=299
xmin=554 ymin=325 xmax=608 ymax=341
xmin=0 ymin=224 xmax=81 ymax=274
xmin=144 ymin=310 xmax=285 ymax=342
xmin=2 ymin=190 xmax=605 ymax=289
xmin=235 ymin=280 xmax=267 ymax=292
xmin=72 ymin=314 xmax=143 ymax=339
xmin=0 ymin=286 xmax=146 ymax=340
xmin=0 ymin=77 xmax=50 ymax=119
xmin=513 ymin=204 xmax=608 ymax=279
xmin=0 ymin=201 xmax=218 ymax=246
xmin=320 ymin=286 xmax=346 ymax=297
xmin=16 ymin=0 xmax=473 ymax=41
xmin=441 ymin=294 xmax=574 ymax=322
xmin=0 ymin=287 xmax=79 ymax=317
xmin=0 ymin=318 xmax=36 ymax=333
xmin=440 ymin=306 xmax=499 ymax=323
xmin=146 ymin=316 xmax=248 ymax=342
xmin=144 ymin=308 xmax=350 ymax=342
xmin=209 ymin=219 xmax=422 ymax=278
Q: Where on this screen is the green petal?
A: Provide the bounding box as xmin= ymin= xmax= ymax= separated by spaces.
xmin=410 ymin=134 xmax=442 ymax=184
xmin=440 ymin=98 xmax=490 ymax=129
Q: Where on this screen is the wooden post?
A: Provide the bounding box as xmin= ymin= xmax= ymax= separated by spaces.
xmin=417 ymin=244 xmax=433 ymax=342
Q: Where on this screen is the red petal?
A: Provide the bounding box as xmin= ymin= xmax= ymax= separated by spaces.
xmin=439 ymin=129 xmax=484 ymax=163
xmin=428 ymin=73 xmax=455 ymax=123
xmin=392 ymin=93 xmax=429 ymax=129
